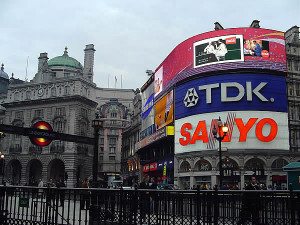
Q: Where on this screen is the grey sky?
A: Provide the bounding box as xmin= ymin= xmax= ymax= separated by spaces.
xmin=1 ymin=0 xmax=299 ymax=90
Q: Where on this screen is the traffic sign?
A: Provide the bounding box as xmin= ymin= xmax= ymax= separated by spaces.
xmin=30 ymin=121 xmax=53 ymax=146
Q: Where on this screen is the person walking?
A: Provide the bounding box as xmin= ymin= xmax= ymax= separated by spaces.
xmin=38 ymin=179 xmax=44 ymax=198
xmin=80 ymin=178 xmax=90 ymax=210
xmin=139 ymin=174 xmax=151 ymax=222
xmin=238 ymin=176 xmax=261 ymax=225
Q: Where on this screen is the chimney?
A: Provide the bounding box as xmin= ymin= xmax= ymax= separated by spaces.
xmin=214 ymin=22 xmax=224 ymax=30
xmin=250 ymin=20 xmax=260 ymax=28
xmin=38 ymin=53 xmax=48 ymax=72
xmin=83 ymin=44 xmax=96 ymax=82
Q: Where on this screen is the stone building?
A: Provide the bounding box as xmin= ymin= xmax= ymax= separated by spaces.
xmin=1 ymin=45 xmax=135 ymax=187
xmin=121 ymin=88 xmax=142 ymax=186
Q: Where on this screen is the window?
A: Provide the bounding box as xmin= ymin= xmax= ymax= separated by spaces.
xmin=51 ymin=87 xmax=56 ymax=97
xmin=55 ymin=107 xmax=65 ymax=116
xmin=34 ymin=109 xmax=43 ymax=118
xmin=288 ymin=84 xmax=294 ymax=96
xmin=52 ymin=72 xmax=56 ymax=78
xmin=64 ymin=86 xmax=71 ymax=95
xmin=99 ymin=155 xmax=103 ymax=161
xmin=64 ymin=73 xmax=70 ymax=77
xmin=15 ymin=111 xmax=23 ymax=120
xmin=109 ymin=156 xmax=115 ymax=161
xmin=100 ymin=147 xmax=104 ymax=152
xmin=26 ymin=91 xmax=31 ymax=100
xmin=111 ymin=112 xmax=117 ymax=118
xmin=111 ymin=129 xmax=117 ymax=135
xmin=271 ymin=159 xmax=288 ymax=169
xmin=110 ymin=147 xmax=116 ymax=153
xmin=83 ymin=87 xmax=88 ymax=96
xmin=81 ymin=108 xmax=88 ymax=117
xmin=100 ymin=138 xmax=104 ymax=145
xmin=109 ymin=138 xmax=117 ymax=145
xmin=79 ymin=122 xmax=87 ymax=136
xmin=54 ymin=118 xmax=65 ymax=132
xmin=296 ymin=83 xmax=300 ymax=96
xmin=14 ymin=92 xmax=20 ymax=101
xmin=295 ymin=61 xmax=299 ymax=71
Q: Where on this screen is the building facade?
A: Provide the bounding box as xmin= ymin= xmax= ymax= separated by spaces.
xmin=136 ymin=22 xmax=300 ymax=190
xmin=1 ymin=45 xmax=135 ymax=187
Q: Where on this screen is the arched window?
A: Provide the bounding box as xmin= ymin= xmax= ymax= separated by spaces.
xmin=271 ymin=159 xmax=288 ymax=170
xmin=179 ymin=161 xmax=191 ymax=172
xmin=194 ymin=159 xmax=212 ymax=171
xmin=217 ymin=157 xmax=239 ymax=171
xmin=244 ymin=158 xmax=265 ymax=170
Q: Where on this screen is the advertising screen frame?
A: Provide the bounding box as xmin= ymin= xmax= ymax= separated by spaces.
xmin=194 ymin=34 xmax=244 ymax=68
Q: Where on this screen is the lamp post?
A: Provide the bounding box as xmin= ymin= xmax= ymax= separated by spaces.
xmin=0 ymin=152 xmax=4 ymax=184
xmin=91 ymin=113 xmax=103 ymax=188
xmin=212 ymin=117 xmax=228 ymax=189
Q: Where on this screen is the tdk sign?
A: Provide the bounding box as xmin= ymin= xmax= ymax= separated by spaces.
xmin=175 ymin=74 xmax=287 ymax=120
xmin=184 ymin=82 xmax=269 ymax=107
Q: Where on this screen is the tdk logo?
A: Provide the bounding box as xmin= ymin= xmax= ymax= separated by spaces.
xmin=184 ymin=82 xmax=272 ymax=107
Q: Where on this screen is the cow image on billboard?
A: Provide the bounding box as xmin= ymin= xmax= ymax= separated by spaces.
xmin=194 ymin=35 xmax=244 ymax=68
xmin=175 ymin=111 xmax=289 ymax=153
xmin=155 ymin=90 xmax=174 ymax=130
xmin=154 ymin=66 xmax=163 ymax=97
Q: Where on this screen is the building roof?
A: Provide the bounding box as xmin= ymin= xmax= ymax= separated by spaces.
xmin=48 ymin=47 xmax=83 ymax=70
xmin=283 ymin=162 xmax=300 ymax=171
xmin=0 ymin=64 xmax=9 ymax=79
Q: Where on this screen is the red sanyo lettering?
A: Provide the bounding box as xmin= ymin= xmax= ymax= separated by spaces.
xmin=179 ymin=118 xmax=278 ymax=146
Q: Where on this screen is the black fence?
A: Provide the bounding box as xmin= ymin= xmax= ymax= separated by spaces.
xmin=0 ymin=186 xmax=299 ymax=225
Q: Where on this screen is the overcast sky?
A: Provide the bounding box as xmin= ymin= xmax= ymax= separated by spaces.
xmin=1 ymin=0 xmax=299 ymax=90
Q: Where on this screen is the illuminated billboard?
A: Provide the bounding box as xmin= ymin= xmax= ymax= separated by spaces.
xmin=175 ymin=111 xmax=289 ymax=153
xmin=155 ymin=90 xmax=174 ymax=130
xmin=175 ymin=73 xmax=287 ymax=120
xmin=154 ymin=66 xmax=163 ymax=98
xmin=154 ymin=28 xmax=286 ymax=99
xmin=194 ymin=35 xmax=244 ymax=67
xmin=141 ymin=77 xmax=155 ymax=140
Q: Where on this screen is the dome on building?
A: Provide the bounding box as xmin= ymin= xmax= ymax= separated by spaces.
xmin=0 ymin=64 xmax=9 ymax=79
xmin=48 ymin=47 xmax=83 ymax=70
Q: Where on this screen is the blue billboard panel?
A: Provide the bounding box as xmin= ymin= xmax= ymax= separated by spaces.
xmin=175 ymin=73 xmax=287 ymax=120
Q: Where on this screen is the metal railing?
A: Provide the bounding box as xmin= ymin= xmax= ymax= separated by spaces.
xmin=0 ymin=186 xmax=299 ymax=225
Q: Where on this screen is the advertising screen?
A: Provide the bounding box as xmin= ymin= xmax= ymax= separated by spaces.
xmin=154 ymin=28 xmax=286 ymax=99
xmin=155 ymin=90 xmax=174 ymax=130
xmin=141 ymin=79 xmax=155 ymax=140
xmin=194 ymin=35 xmax=244 ymax=68
xmin=175 ymin=111 xmax=289 ymax=153
xmin=154 ymin=66 xmax=163 ymax=98
xmin=175 ymin=73 xmax=287 ymax=120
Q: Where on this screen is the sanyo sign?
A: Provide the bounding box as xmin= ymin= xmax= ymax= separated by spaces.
xmin=174 ymin=111 xmax=289 ymax=154
xmin=175 ymin=74 xmax=287 ymax=120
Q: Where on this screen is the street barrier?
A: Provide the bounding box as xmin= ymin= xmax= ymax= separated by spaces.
xmin=0 ymin=185 xmax=299 ymax=225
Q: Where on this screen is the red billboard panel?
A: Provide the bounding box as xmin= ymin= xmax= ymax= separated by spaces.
xmin=155 ymin=28 xmax=286 ymax=99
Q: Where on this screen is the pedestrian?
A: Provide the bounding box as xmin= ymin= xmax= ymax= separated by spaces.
xmin=38 ymin=179 xmax=44 ymax=198
xmin=139 ymin=174 xmax=151 ymax=222
xmin=56 ymin=178 xmax=66 ymax=206
xmin=149 ymin=177 xmax=158 ymax=214
xmin=80 ymin=178 xmax=90 ymax=210
xmin=238 ymin=176 xmax=261 ymax=225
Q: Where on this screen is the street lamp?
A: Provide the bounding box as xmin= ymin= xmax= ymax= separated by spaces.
xmin=91 ymin=113 xmax=103 ymax=188
xmin=0 ymin=152 xmax=4 ymax=184
xmin=212 ymin=117 xmax=228 ymax=188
